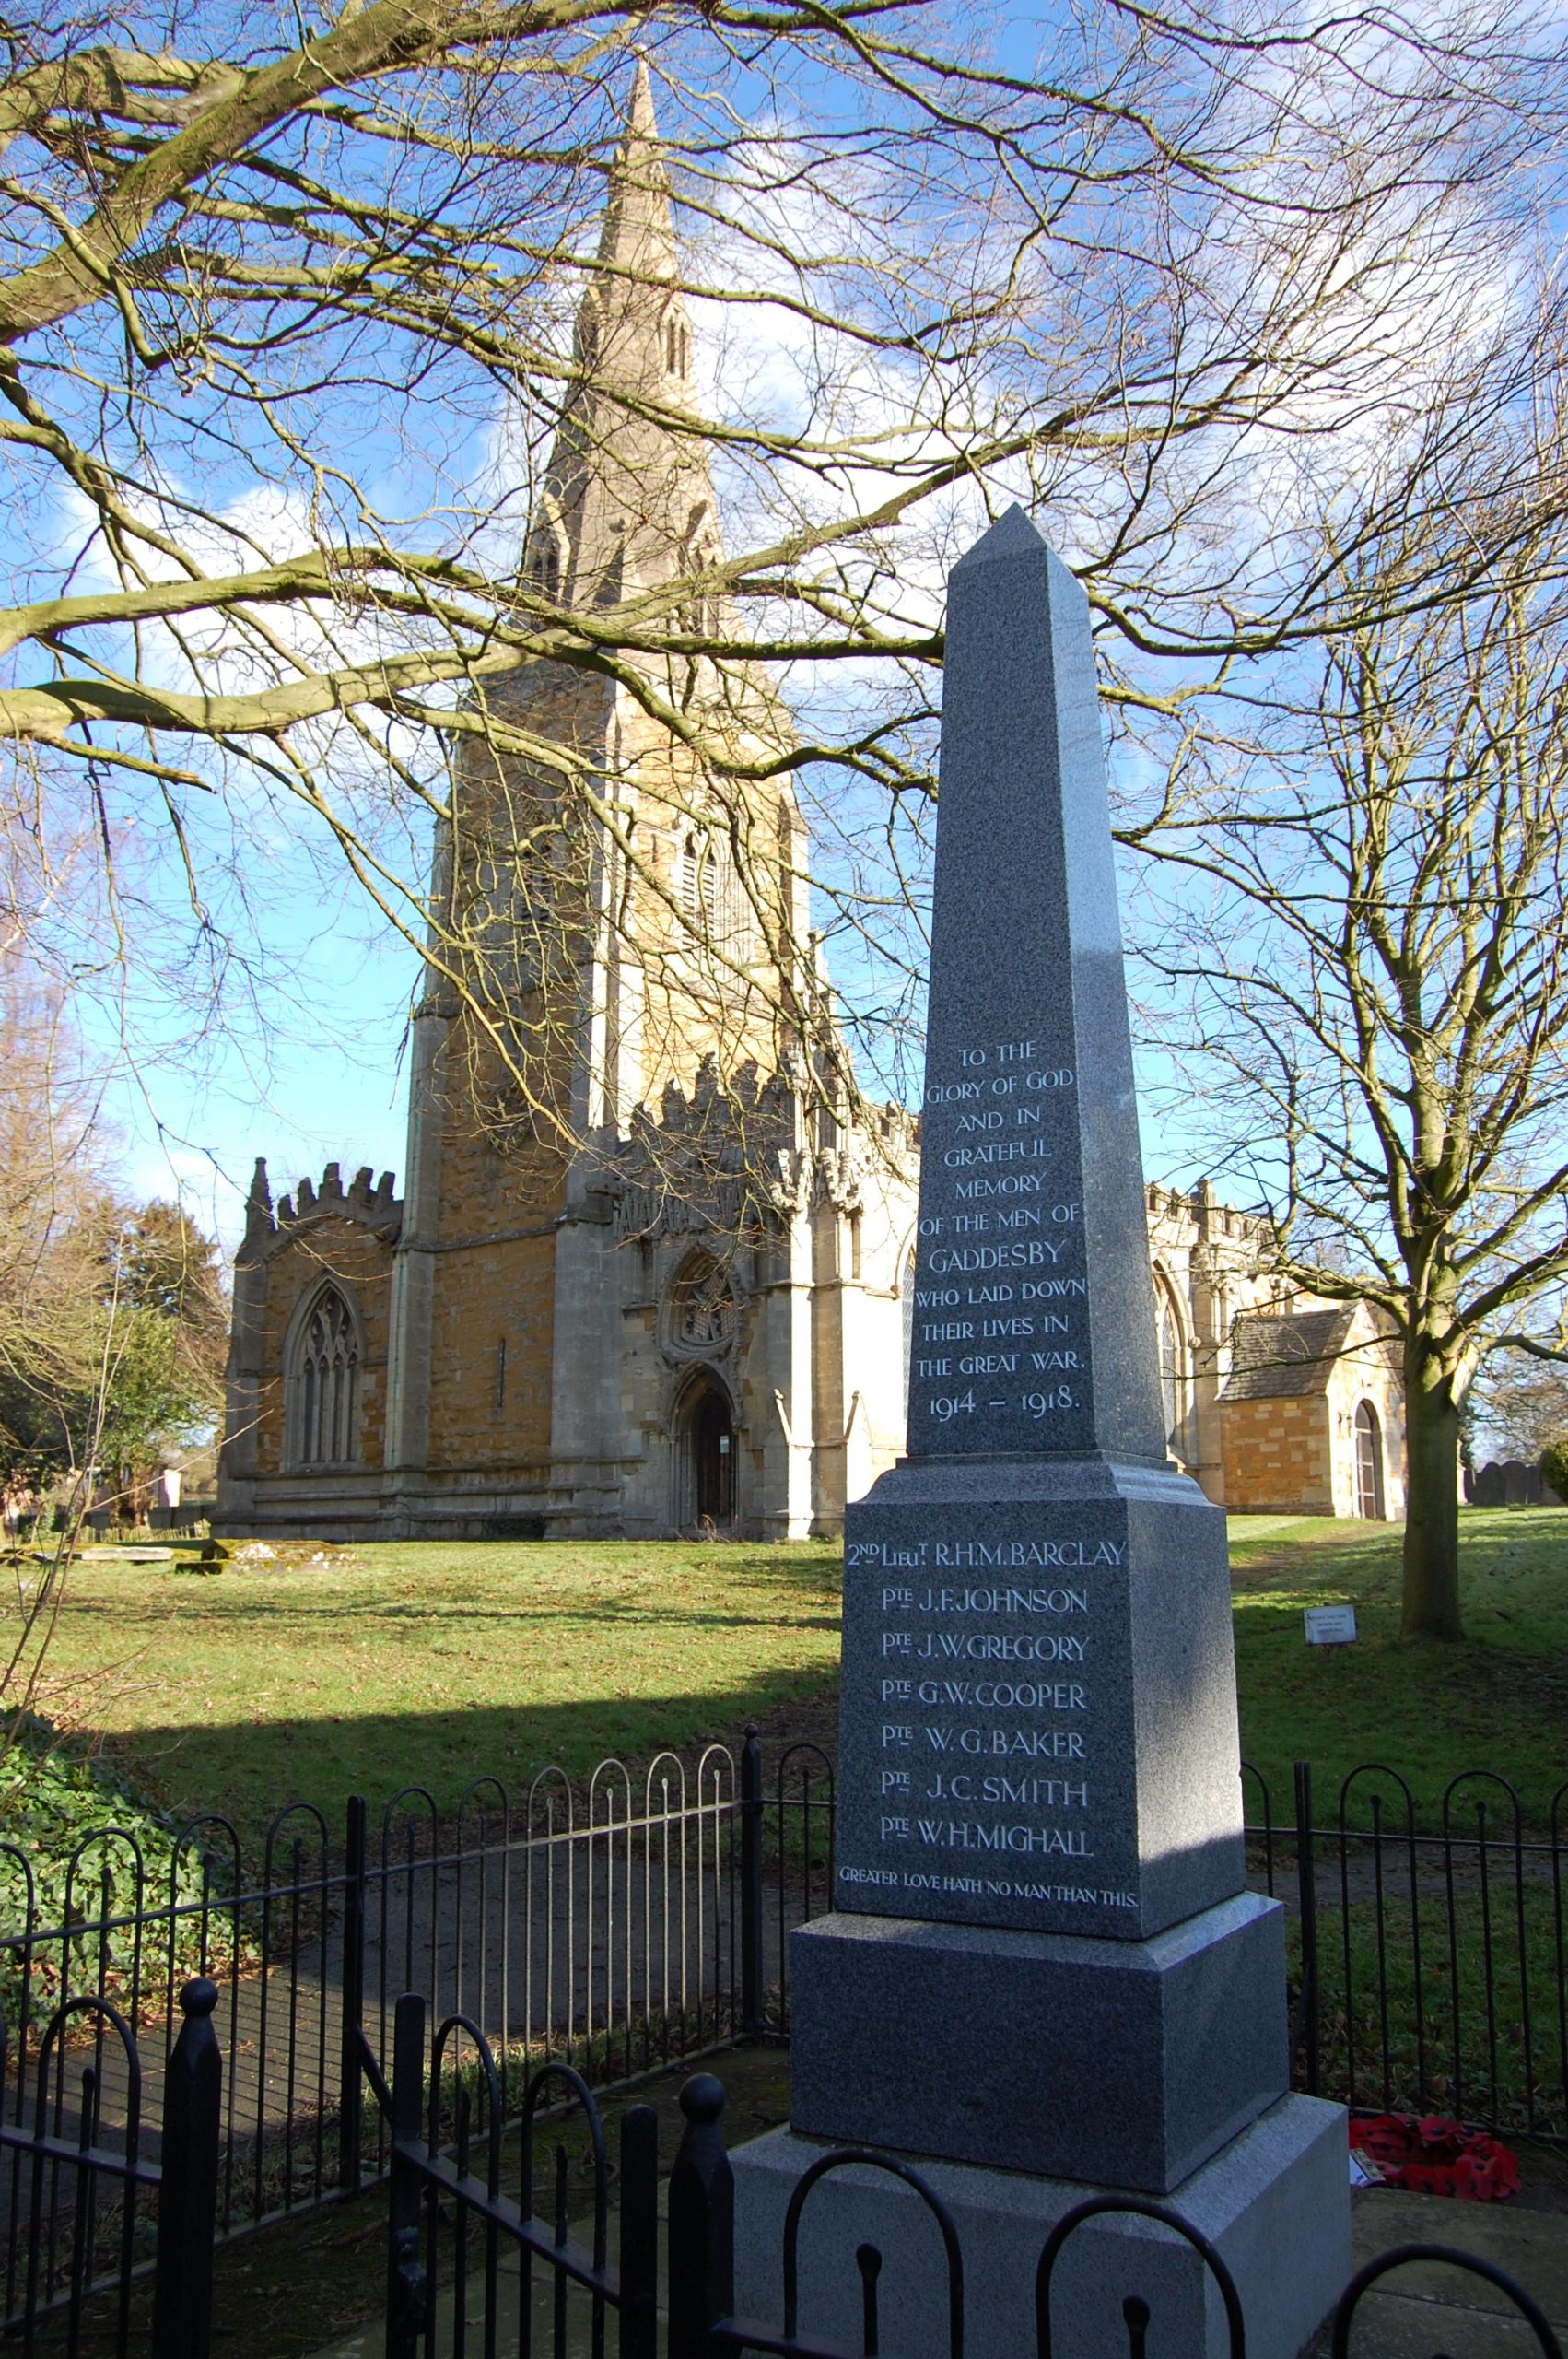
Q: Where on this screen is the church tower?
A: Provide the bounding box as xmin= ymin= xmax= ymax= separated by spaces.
xmin=217 ymin=67 xmax=920 ymax=1544
xmin=380 ymin=64 xmax=830 ymax=1534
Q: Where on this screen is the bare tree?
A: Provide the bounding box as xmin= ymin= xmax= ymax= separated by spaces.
xmin=3 ymin=0 xmax=1566 ymax=1164
xmin=1468 ymin=1344 xmax=1568 ymax=1462
xmin=1135 ymin=418 xmax=1568 ymax=1639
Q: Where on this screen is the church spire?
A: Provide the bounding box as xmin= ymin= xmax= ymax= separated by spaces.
xmin=597 ymin=58 xmax=679 ymax=292
xmin=528 ymin=64 xmax=718 ymax=614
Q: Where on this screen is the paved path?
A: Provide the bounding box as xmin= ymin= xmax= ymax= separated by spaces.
xmin=1314 ymin=2186 xmax=1568 ymax=2355
xmin=306 ymin=2183 xmax=1568 ymax=2359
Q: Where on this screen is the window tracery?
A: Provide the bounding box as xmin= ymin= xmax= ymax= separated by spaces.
xmin=664 ymin=1256 xmax=738 ymax=1359
xmin=676 ymin=828 xmax=750 ymax=953
xmin=294 ymin=1286 xmax=359 ymax=1465
xmin=1156 ymin=1283 xmax=1188 ymax=1449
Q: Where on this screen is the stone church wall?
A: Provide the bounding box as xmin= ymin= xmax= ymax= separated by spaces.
xmin=1221 ymin=1395 xmax=1334 ymax=1514
xmin=249 ymin=1218 xmax=395 ymax=1478
xmin=423 ymin=1228 xmax=558 ymax=1478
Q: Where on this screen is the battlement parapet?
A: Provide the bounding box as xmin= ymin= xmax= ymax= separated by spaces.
xmin=1145 ymin=1178 xmax=1275 ymax=1251
xmin=628 ymin=1053 xmax=802 ymax=1147
xmin=605 ymin=1054 xmax=918 ymax=1242
xmin=242 ymin=1156 xmax=403 ymax=1257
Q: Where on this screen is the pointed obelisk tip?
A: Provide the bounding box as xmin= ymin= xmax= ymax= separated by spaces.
xmin=955 ymin=503 xmax=1052 ymax=569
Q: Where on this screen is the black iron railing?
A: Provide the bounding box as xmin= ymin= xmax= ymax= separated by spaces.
xmin=5 ymin=1737 xmax=1567 ymax=2348
xmin=8 ymin=1992 xmax=1566 ymax=2359
xmin=384 ymin=1993 xmax=661 ymax=2359
xmin=0 ymin=1728 xmax=835 ymax=2335
xmin=661 ymin=2069 xmax=1564 ymax=2359
xmin=1245 ymin=1759 xmax=1568 ymax=2141
xmin=0 ymin=1978 xmax=219 ymax=2359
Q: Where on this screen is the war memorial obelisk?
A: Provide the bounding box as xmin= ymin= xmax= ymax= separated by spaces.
xmin=730 ymin=510 xmax=1349 ymax=2357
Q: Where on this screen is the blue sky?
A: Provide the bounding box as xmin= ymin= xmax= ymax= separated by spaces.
xmin=61 ymin=27 xmax=1238 ymax=1251
xmin=100 ymin=789 xmax=1203 ymax=1257
xmin=108 ymin=933 xmax=414 ymax=1250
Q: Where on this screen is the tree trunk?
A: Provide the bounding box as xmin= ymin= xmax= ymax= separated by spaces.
xmin=1401 ymin=1343 xmax=1464 ymax=1639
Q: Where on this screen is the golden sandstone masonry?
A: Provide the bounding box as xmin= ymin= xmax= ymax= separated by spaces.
xmin=217 ymin=76 xmax=1405 ymax=1544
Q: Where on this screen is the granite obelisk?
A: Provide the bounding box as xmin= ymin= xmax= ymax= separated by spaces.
xmin=832 ymin=503 xmax=1244 ymax=1950
xmin=730 ymin=510 xmax=1349 ymax=2359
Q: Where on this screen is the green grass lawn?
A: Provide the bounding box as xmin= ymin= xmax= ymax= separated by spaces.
xmin=34 ymin=1537 xmax=848 ymax=1848
xmin=24 ymin=1508 xmax=1568 ymax=1849
xmin=1229 ymin=1509 xmax=1568 ymax=1825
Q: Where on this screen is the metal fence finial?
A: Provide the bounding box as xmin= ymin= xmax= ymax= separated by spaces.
xmin=669 ymin=2074 xmax=735 ymax=2359
xmin=151 ymin=1977 xmax=222 ymax=2359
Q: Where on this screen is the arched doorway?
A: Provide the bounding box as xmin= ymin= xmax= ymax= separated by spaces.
xmin=1354 ymin=1400 xmax=1386 ymax=1520
xmin=681 ymin=1379 xmax=735 ymax=1528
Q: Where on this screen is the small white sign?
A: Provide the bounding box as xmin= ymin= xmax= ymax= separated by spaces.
xmin=1304 ymin=1604 xmax=1358 ymax=1647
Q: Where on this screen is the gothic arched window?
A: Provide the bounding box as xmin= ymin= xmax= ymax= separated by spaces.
xmin=901 ymin=1249 xmax=917 ymax=1404
xmin=679 ymin=831 xmax=715 ymax=922
xmin=294 ymin=1286 xmax=360 ymax=1466
xmin=1156 ymin=1285 xmax=1187 ymax=1451
xmin=677 ymin=828 xmax=750 ymax=954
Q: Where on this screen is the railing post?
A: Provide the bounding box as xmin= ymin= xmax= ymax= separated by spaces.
xmin=151 ymin=1977 xmax=222 ymax=2359
xmin=385 ymin=1992 xmax=427 ymax=2359
xmin=668 ymin=2073 xmax=734 ymax=2359
xmin=340 ymin=1792 xmax=368 ymax=2191
xmin=740 ymin=1724 xmax=765 ymax=2036
xmin=620 ymin=2103 xmax=660 ymax=2359
xmin=1293 ymin=1759 xmax=1321 ymax=2097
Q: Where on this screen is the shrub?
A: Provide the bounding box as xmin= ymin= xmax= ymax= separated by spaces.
xmin=0 ymin=1720 xmax=235 ymax=2022
xmin=1539 ymin=1438 xmax=1568 ymax=1504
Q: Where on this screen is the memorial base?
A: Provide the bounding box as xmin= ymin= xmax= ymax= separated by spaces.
xmin=731 ymin=2094 xmax=1349 ymax=2359
xmin=790 ymin=1895 xmax=1286 ymax=2192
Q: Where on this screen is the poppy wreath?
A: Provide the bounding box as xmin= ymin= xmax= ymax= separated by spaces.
xmin=1352 ymin=2113 xmax=1521 ymax=2201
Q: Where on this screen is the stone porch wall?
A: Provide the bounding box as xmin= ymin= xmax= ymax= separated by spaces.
xmin=1220 ymin=1393 xmax=1335 ymax=1514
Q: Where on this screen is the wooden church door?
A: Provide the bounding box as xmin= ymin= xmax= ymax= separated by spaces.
xmin=693 ymin=1389 xmax=734 ymax=1524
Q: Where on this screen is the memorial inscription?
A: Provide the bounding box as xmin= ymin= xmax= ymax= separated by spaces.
xmin=737 ymin=511 xmax=1348 ymax=2359
xmin=834 ymin=504 xmax=1245 ymax=1943
xmin=839 ymin=1504 xmax=1142 ymax=1931
xmin=910 ymin=1039 xmax=1088 ymax=1440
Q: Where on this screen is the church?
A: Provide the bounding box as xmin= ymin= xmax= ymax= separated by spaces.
xmin=216 ymin=74 xmax=1405 ymax=1543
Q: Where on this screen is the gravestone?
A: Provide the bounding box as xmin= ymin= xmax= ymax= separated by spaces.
xmin=1503 ymin=1459 xmax=1537 ymax=1507
xmin=1472 ymin=1461 xmax=1505 ymax=1507
xmin=731 ymin=510 xmax=1349 ymax=2357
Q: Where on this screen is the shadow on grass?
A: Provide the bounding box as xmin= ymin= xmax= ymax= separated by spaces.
xmin=101 ymin=1678 xmax=844 ymax=1854
xmin=98 ymin=1592 xmax=844 ymax=1634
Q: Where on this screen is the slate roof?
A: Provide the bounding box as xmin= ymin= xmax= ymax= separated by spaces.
xmin=1219 ymin=1306 xmax=1360 ymax=1402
